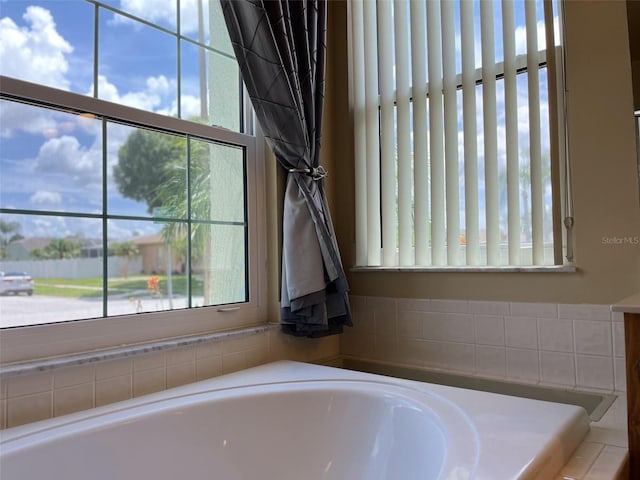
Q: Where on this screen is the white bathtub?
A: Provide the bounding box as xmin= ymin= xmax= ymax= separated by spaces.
xmin=0 ymin=361 xmax=589 ymax=480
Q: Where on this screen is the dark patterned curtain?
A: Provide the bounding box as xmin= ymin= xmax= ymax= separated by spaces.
xmin=220 ymin=0 xmax=351 ymax=337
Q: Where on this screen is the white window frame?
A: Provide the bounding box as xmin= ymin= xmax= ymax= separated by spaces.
xmin=0 ymin=76 xmax=268 ymax=365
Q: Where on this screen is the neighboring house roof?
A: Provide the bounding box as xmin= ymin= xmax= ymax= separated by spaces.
xmin=12 ymin=237 xmax=50 ymax=251
xmin=130 ymin=233 xmax=164 ymax=246
xmin=80 ymin=239 xmax=102 ymax=250
xmin=6 ymin=238 xmax=50 ymax=260
xmin=80 ymin=238 xmax=102 ymax=248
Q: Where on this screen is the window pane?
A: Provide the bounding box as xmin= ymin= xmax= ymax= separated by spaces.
xmin=179 ymin=1 xmax=242 ymax=130
xmin=197 ymin=223 xmax=247 ymax=306
xmin=98 ymin=10 xmax=178 ymax=114
xmin=180 ymin=41 xmax=240 ymax=130
xmin=190 ymin=139 xmax=247 ymax=306
xmin=107 ymin=220 xmax=189 ymax=316
xmin=108 ymin=123 xmax=187 ymax=219
xmin=209 ymin=0 xmax=241 ymax=131
xmin=180 ymin=40 xmax=211 ymax=122
xmin=190 ymin=139 xmax=245 ymax=223
xmin=0 ymin=213 xmax=104 ymax=328
xmin=0 ymin=100 xmax=103 ymax=214
xmin=493 ymin=1 xmax=504 ymax=65
xmin=0 ymin=1 xmax=94 ymax=94
xmin=180 ymin=0 xmax=210 ymax=45
xmin=99 ymin=0 xmax=177 ymax=33
xmin=514 ymin=0 xmax=528 ymax=57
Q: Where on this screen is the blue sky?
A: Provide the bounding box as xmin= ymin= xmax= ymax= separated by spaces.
xmin=0 ymin=1 xmax=214 ymax=241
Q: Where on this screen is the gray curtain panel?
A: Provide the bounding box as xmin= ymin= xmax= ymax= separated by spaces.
xmin=220 ymin=0 xmax=352 ymax=337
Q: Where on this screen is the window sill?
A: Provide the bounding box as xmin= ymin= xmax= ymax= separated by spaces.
xmin=351 ymin=265 xmax=577 ymax=273
xmin=0 ymin=323 xmax=280 ymax=379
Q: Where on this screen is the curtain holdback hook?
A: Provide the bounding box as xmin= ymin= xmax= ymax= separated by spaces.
xmin=288 ymin=165 xmax=328 ymax=181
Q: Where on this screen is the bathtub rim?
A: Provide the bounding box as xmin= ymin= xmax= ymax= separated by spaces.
xmin=0 ymin=364 xmax=482 ymax=480
xmin=333 ymin=355 xmax=618 ymax=421
xmin=0 ymin=378 xmax=480 ymax=453
xmin=0 ymin=360 xmax=590 ymax=480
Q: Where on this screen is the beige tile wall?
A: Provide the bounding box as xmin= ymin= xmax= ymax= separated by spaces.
xmin=0 ymin=328 xmax=340 ymax=429
xmin=4 ymin=296 xmax=619 ymax=431
xmin=342 ymin=296 xmax=624 ymax=393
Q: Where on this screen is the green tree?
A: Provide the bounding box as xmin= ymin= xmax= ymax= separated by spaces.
xmin=153 ymin=141 xmax=214 ymax=303
xmin=158 ymin=143 xmax=211 ymax=253
xmin=30 ymin=248 xmax=49 ymax=259
xmin=112 ymin=241 xmax=140 ymax=278
xmin=113 ymin=241 xmax=139 ymax=259
xmin=0 ymin=219 xmax=21 ymax=259
xmin=113 ymin=129 xmax=185 ymax=214
xmin=114 ymin=128 xmax=213 ymax=302
xmin=44 ymin=238 xmax=82 ymax=259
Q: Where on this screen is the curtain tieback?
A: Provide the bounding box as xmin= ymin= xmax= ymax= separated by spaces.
xmin=288 ymin=165 xmax=328 ymax=180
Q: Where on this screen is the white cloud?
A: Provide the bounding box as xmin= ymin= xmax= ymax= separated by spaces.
xmin=92 ymin=74 xmax=175 ymax=113
xmin=87 ymin=79 xmax=175 ymax=182
xmin=178 ymin=0 xmax=209 ymax=36
xmin=0 ymin=100 xmax=58 ymax=139
xmin=0 ymin=6 xmax=72 ymax=90
xmin=112 ymin=0 xmax=176 ymax=29
xmin=515 ymin=20 xmax=547 ymax=56
xmin=112 ymin=0 xmax=205 ymax=36
xmin=146 ymin=75 xmax=171 ymax=95
xmin=34 ymin=135 xmax=102 ymax=184
xmin=2 ymin=4 xmax=194 ymax=137
xmin=30 ymin=216 xmax=74 ymax=238
xmin=176 ymin=94 xmax=202 ymax=119
xmin=0 ymin=101 xmax=103 ymax=140
xmin=19 ymin=213 xmax=108 ymax=240
xmin=29 ymin=191 xmax=62 ymax=205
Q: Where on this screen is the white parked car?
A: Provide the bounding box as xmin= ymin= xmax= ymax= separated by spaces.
xmin=0 ymin=271 xmax=34 ymax=296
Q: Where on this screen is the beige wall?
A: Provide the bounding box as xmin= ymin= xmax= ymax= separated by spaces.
xmin=632 ymin=59 xmax=640 ymax=110
xmin=326 ymin=0 xmax=640 ymax=305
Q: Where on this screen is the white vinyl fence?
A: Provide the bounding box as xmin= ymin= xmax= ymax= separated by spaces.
xmin=0 ymin=257 xmax=143 ymax=280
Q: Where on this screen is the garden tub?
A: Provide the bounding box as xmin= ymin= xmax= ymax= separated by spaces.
xmin=0 ymin=361 xmax=590 ymax=479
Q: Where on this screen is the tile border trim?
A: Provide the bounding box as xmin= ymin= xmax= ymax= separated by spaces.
xmin=0 ymin=323 xmax=280 ymax=379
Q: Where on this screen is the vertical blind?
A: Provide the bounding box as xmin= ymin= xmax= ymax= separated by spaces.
xmin=350 ymin=0 xmax=564 ymax=267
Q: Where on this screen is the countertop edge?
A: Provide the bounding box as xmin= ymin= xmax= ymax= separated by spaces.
xmin=611 ymin=292 xmax=640 ymax=314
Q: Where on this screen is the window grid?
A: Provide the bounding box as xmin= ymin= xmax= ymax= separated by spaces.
xmin=85 ymin=0 xmax=242 ymax=131
xmin=0 ymin=0 xmax=254 ymax=328
xmin=0 ymin=78 xmax=253 ymax=323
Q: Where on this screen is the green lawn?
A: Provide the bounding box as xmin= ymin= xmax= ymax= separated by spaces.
xmin=35 ymin=275 xmax=204 ymax=299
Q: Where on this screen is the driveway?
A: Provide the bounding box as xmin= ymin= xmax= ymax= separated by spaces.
xmin=0 ymin=294 xmax=197 ymax=328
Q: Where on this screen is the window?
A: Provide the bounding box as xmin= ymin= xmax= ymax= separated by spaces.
xmin=349 ymin=0 xmax=566 ymax=268
xmin=0 ymin=1 xmax=266 ymax=362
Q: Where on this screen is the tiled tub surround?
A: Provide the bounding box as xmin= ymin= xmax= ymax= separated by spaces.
xmin=342 ymin=296 xmax=626 ymax=392
xmin=0 ymin=325 xmax=340 ymax=429
xmin=341 ymin=296 xmax=629 ymax=480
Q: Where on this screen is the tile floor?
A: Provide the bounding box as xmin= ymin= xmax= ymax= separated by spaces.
xmin=555 ymin=390 xmax=628 ymax=479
